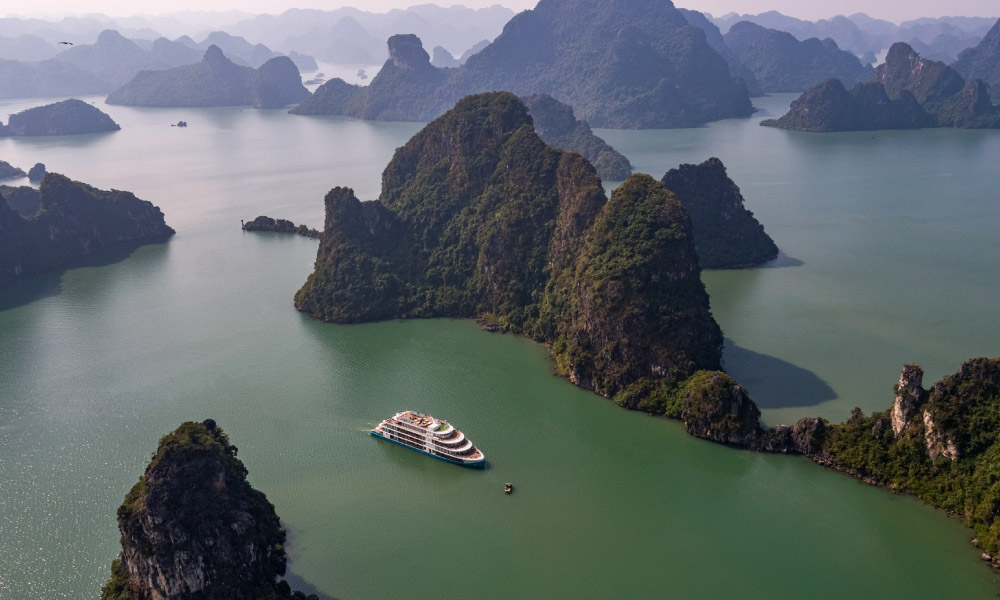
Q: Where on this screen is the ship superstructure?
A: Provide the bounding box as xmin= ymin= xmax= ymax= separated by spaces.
xmin=371 ymin=410 xmax=485 ymax=467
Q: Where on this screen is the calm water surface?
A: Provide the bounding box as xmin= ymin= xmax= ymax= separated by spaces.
xmin=1 ymin=93 xmax=998 ymax=598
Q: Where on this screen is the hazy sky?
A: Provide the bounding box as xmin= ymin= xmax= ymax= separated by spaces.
xmin=4 ymin=1 xmax=998 ymax=23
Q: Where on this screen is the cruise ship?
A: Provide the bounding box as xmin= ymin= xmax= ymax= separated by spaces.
xmin=370 ymin=411 xmax=486 ymax=468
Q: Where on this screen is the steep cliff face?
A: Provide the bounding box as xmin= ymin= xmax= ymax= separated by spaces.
xmin=100 ymin=421 xmax=317 ymax=600
xmin=297 ymin=93 xmax=607 ymax=328
xmin=549 ymin=174 xmax=723 ymax=398
xmin=0 ymin=98 xmax=120 ymax=136
xmin=107 ymin=46 xmax=309 ymax=108
xmin=292 ymin=0 xmax=753 ymax=129
xmin=522 ymin=93 xmax=631 ymax=181
xmin=0 ymin=173 xmax=173 ymax=287
xmin=891 ymin=364 xmax=926 ymax=437
xmin=661 ymin=157 xmax=778 ymax=268
xmin=297 ymin=91 xmax=723 ymax=410
xmin=874 ymin=42 xmax=966 ymax=112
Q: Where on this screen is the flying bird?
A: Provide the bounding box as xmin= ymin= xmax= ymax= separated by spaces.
xmin=57 ymin=41 xmax=73 ymax=45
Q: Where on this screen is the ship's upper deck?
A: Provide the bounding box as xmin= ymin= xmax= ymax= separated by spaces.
xmin=390 ymin=410 xmax=455 ymax=437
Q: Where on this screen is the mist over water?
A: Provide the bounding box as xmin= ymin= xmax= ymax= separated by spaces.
xmin=1 ymin=94 xmax=999 ymax=598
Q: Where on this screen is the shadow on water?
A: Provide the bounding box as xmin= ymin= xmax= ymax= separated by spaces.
xmin=705 ymin=251 xmax=803 ymax=271
xmin=283 ymin=571 xmax=342 ymax=600
xmin=0 ymin=236 xmax=172 ymax=312
xmin=722 ymin=339 xmax=837 ymax=409
xmin=759 ymin=251 xmax=803 ymax=268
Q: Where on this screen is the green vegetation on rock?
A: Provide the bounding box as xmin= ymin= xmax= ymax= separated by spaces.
xmin=100 ymin=420 xmax=317 ymax=600
xmin=296 ymin=91 xmax=723 ymax=406
xmin=818 ymin=359 xmax=1000 ymax=558
xmin=294 ymin=90 xmax=1000 ymax=565
xmin=0 ymin=173 xmax=174 ymax=287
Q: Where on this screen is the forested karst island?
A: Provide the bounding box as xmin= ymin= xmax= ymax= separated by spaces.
xmin=0 ymin=99 xmax=120 ymax=136
xmin=292 ymin=0 xmax=753 ymax=128
xmin=764 ymin=42 xmax=1000 ymax=131
xmin=723 ymin=20 xmax=873 ymax=92
xmin=295 ymin=92 xmax=728 ymax=412
xmin=100 ymin=420 xmax=317 ymax=600
xmin=0 ymin=173 xmax=173 ymax=286
xmin=293 ymin=90 xmax=1000 ymax=570
xmin=107 ymin=45 xmax=310 ymax=108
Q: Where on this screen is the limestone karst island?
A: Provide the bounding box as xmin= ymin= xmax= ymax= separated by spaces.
xmin=2 ymin=1 xmax=1000 ymax=599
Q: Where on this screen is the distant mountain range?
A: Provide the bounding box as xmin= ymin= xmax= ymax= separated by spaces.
xmin=711 ymin=11 xmax=996 ymax=62
xmin=107 ymin=45 xmax=310 ymax=108
xmin=293 ymin=0 xmax=754 ymax=129
xmin=226 ymin=6 xmax=514 ymax=64
xmin=724 ymin=21 xmax=873 ymax=92
xmin=0 ymin=6 xmax=513 ymax=67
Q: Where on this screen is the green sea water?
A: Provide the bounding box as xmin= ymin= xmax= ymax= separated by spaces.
xmin=1 ymin=94 xmax=998 ymax=599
